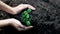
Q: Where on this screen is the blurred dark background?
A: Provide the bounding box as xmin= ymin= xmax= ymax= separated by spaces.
xmin=0 ymin=0 xmax=60 ymax=34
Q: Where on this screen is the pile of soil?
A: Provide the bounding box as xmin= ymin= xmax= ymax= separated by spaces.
xmin=0 ymin=0 xmax=60 ymax=34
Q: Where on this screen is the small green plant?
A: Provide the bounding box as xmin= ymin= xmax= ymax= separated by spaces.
xmin=21 ymin=8 xmax=32 ymax=26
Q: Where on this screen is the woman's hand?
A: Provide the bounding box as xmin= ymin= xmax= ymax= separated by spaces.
xmin=0 ymin=18 xmax=33 ymax=31
xmin=0 ymin=1 xmax=36 ymax=15
xmin=9 ymin=18 xmax=33 ymax=31
xmin=11 ymin=4 xmax=36 ymax=15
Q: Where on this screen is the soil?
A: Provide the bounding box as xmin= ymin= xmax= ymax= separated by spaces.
xmin=0 ymin=0 xmax=60 ymax=34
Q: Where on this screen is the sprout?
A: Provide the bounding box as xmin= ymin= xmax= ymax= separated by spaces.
xmin=26 ymin=14 xmax=29 ymax=18
xmin=21 ymin=9 xmax=32 ymax=26
xmin=27 ymin=8 xmax=32 ymax=13
xmin=26 ymin=21 xmax=31 ymax=26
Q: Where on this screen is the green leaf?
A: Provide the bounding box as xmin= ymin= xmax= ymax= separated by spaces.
xmin=26 ymin=14 xmax=29 ymax=18
xmin=26 ymin=21 xmax=31 ymax=26
xmin=21 ymin=9 xmax=32 ymax=26
xmin=22 ymin=11 xmax=28 ymax=18
xmin=27 ymin=9 xmax=32 ymax=13
xmin=29 ymin=18 xmax=31 ymax=21
xmin=22 ymin=14 xmax=26 ymax=18
xmin=23 ymin=11 xmax=28 ymax=14
xmin=21 ymin=18 xmax=25 ymax=22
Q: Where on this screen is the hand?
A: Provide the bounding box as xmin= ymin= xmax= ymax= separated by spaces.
xmin=9 ymin=18 xmax=33 ymax=31
xmin=0 ymin=1 xmax=36 ymax=15
xmin=11 ymin=4 xmax=36 ymax=14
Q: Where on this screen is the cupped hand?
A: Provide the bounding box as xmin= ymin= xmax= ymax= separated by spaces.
xmin=11 ymin=4 xmax=36 ymax=14
xmin=10 ymin=18 xmax=33 ymax=31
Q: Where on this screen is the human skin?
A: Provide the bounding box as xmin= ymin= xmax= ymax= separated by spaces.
xmin=0 ymin=18 xmax=33 ymax=31
xmin=0 ymin=1 xmax=35 ymax=14
xmin=0 ymin=0 xmax=35 ymax=31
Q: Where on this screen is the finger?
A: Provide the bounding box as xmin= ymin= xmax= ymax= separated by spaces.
xmin=13 ymin=23 xmax=25 ymax=31
xmin=24 ymin=26 xmax=33 ymax=30
xmin=17 ymin=25 xmax=33 ymax=31
xmin=19 ymin=4 xmax=36 ymax=10
xmin=16 ymin=27 xmax=24 ymax=31
xmin=18 ymin=22 xmax=26 ymax=28
xmin=17 ymin=21 xmax=33 ymax=30
xmin=12 ymin=22 xmax=25 ymax=31
xmin=17 ymin=24 xmax=33 ymax=30
xmin=14 ymin=25 xmax=24 ymax=31
xmin=19 ymin=6 xmax=28 ymax=11
xmin=27 ymin=5 xmax=36 ymax=10
xmin=14 ymin=20 xmax=25 ymax=28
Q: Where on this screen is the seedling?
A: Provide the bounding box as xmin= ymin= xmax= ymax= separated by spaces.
xmin=21 ymin=8 xmax=32 ymax=26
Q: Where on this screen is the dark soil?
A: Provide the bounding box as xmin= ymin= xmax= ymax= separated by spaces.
xmin=0 ymin=0 xmax=60 ymax=34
